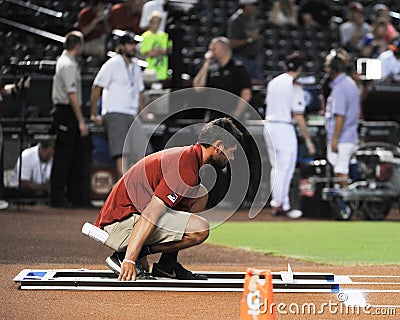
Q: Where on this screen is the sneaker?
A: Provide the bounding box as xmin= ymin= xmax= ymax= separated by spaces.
xmin=151 ymin=262 xmax=207 ymax=280
xmin=105 ymin=251 xmax=125 ymax=275
xmin=105 ymin=251 xmax=155 ymax=279
xmin=271 ymin=206 xmax=303 ymax=219
xmin=271 ymin=205 xmax=283 ymax=216
xmin=0 ymin=200 xmax=9 ymax=210
xmin=284 ymin=209 xmax=303 ymax=219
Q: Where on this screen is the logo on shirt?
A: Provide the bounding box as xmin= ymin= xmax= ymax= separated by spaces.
xmin=167 ymin=192 xmax=178 ymax=203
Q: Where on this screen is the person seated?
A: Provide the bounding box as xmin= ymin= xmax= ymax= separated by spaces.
xmin=76 ymin=0 xmax=110 ymax=58
xmin=372 ymin=4 xmax=399 ymax=45
xmin=298 ymin=0 xmax=333 ymax=28
xmin=378 ymin=38 xmax=400 ymax=82
xmin=227 ymin=0 xmax=263 ymax=82
xmin=9 ymin=139 xmax=54 ymax=197
xmin=268 ymin=0 xmax=298 ymax=27
xmin=108 ymin=0 xmax=144 ymax=35
xmin=140 ymin=11 xmax=172 ymax=82
xmin=339 ymin=2 xmax=371 ymax=54
xmin=361 ymin=18 xmax=388 ymax=58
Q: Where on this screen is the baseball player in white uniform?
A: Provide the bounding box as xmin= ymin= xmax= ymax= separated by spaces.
xmin=263 ymin=54 xmax=316 ymax=218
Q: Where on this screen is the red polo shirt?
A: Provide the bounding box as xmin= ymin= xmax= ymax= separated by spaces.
xmin=95 ymin=144 xmax=203 ymax=228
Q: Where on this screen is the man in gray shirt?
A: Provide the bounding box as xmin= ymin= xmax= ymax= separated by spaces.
xmin=51 ymin=31 xmax=90 ymax=207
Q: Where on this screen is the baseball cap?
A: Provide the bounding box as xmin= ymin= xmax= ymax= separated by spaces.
xmin=114 ymin=30 xmax=143 ymax=45
xmin=348 ymin=2 xmax=363 ymax=12
xmin=239 ymin=0 xmax=257 ymax=5
xmin=389 ymin=38 xmax=400 ymax=53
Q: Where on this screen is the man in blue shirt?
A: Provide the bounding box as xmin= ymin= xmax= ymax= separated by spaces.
xmin=324 ymin=53 xmax=360 ymax=186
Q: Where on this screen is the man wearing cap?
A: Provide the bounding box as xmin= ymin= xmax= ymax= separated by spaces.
xmin=263 ymin=54 xmax=316 ymax=219
xmin=378 ymin=38 xmax=400 ymax=82
xmin=90 ymin=32 xmax=146 ymax=178
xmin=339 ymin=2 xmax=371 ymax=54
xmin=227 ymin=0 xmax=263 ymax=82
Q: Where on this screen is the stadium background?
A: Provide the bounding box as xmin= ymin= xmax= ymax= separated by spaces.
xmin=1 ymin=0 xmax=400 ymax=212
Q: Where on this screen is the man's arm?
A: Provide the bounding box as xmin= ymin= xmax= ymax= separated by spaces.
xmin=90 ymin=85 xmax=103 ymax=126
xmin=118 ymin=195 xmax=167 ymax=281
xmin=68 ymin=92 xmax=88 ymax=136
xmin=2 ymin=77 xmax=30 ymax=96
xmin=233 ymin=88 xmax=252 ymax=118
xmin=294 ymin=114 xmax=316 ymax=155
xmin=229 ymin=32 xmax=260 ymax=50
xmin=139 ymin=91 xmax=145 ymax=112
xmin=192 ymin=57 xmax=211 ymax=88
xmin=330 ymin=114 xmax=345 ymax=152
xmin=78 ymin=10 xmax=109 ymax=36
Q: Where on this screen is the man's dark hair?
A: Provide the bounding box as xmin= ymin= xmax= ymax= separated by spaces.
xmin=197 ymin=117 xmax=243 ymax=148
xmin=285 ymin=53 xmax=304 ymax=72
xmin=92 ymin=0 xmax=106 ymax=5
xmin=329 ymin=55 xmax=347 ymax=74
xmin=64 ymin=31 xmax=84 ymax=51
xmin=39 ymin=138 xmax=55 ymax=149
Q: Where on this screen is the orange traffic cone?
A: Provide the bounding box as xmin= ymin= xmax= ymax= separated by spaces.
xmin=240 ymin=268 xmax=276 ymax=320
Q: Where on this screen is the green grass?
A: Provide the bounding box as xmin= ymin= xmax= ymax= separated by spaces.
xmin=207 ymin=221 xmax=400 ymax=265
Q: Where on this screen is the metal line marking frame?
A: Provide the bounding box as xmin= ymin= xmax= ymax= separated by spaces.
xmin=14 ymin=265 xmax=343 ymax=292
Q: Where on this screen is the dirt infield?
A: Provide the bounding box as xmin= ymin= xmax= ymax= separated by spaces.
xmin=1 ymin=205 xmax=399 ymax=319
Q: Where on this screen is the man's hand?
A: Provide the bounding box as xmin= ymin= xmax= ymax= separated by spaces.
xmin=79 ymin=121 xmax=89 ymax=137
xmin=17 ymin=76 xmax=31 ymax=90
xmin=118 ymin=260 xmax=137 ymax=281
xmin=306 ymin=139 xmax=316 ymax=155
xmin=330 ymin=138 xmax=339 ymax=153
xmin=91 ymin=115 xmax=103 ymax=127
xmin=204 ymin=50 xmax=213 ymax=61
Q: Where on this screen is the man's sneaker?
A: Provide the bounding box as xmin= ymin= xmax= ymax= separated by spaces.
xmin=272 ymin=206 xmax=303 ymax=219
xmin=271 ymin=205 xmax=283 ymax=216
xmin=0 ymin=200 xmax=9 ymax=210
xmin=151 ymin=262 xmax=207 ymax=280
xmin=284 ymin=209 xmax=303 ymax=219
xmin=105 ymin=251 xmax=155 ymax=279
xmin=105 ymin=251 xmax=125 ymax=275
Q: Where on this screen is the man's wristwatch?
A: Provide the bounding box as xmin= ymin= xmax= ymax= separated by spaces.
xmin=246 ymin=37 xmax=254 ymax=44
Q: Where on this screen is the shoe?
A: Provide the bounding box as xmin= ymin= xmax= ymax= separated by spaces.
xmin=105 ymin=251 xmax=125 ymax=275
xmin=284 ymin=209 xmax=303 ymax=219
xmin=105 ymin=251 xmax=155 ymax=279
xmin=151 ymin=262 xmax=207 ymax=280
xmin=271 ymin=205 xmax=283 ymax=216
xmin=0 ymin=200 xmax=9 ymax=210
xmin=272 ymin=206 xmax=303 ymax=219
